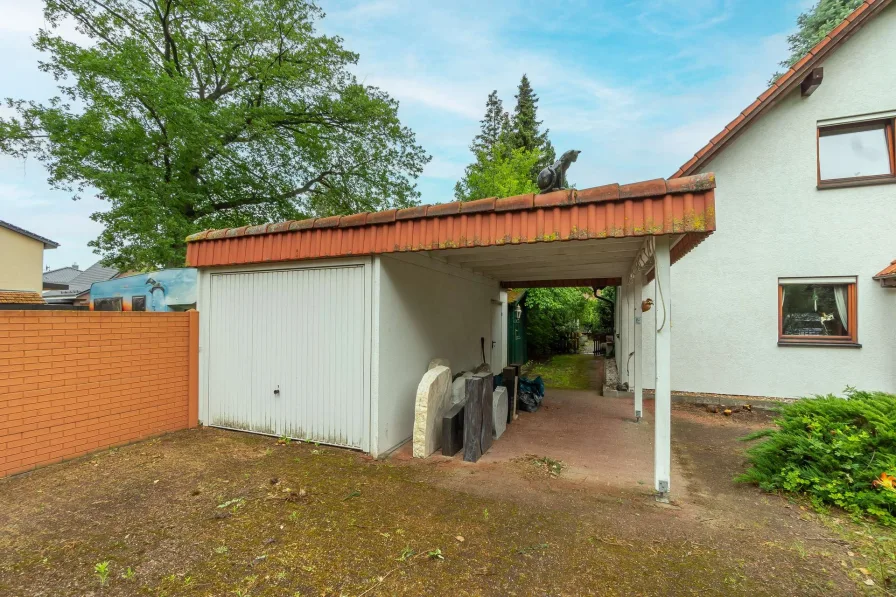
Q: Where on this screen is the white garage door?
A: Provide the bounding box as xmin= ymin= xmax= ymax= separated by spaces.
xmin=206 ymin=266 xmax=369 ymax=449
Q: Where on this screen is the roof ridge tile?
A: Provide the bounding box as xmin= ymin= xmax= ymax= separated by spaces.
xmin=184 ymin=173 xmax=716 ymax=243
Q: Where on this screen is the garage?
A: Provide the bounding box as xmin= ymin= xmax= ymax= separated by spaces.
xmin=187 ymin=172 xmax=717 ymax=499
xmin=202 ymin=262 xmax=372 ymax=451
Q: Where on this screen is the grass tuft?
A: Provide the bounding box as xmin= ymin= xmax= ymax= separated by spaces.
xmin=525 ymin=354 xmax=592 ymax=390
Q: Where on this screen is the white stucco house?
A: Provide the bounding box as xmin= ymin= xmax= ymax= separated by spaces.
xmin=616 ymin=0 xmax=896 ymax=400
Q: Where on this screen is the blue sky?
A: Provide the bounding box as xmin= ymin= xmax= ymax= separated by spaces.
xmin=0 ymin=0 xmax=809 ymax=270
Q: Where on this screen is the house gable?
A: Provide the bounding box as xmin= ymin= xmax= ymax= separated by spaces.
xmin=675 ymin=0 xmax=893 ymax=179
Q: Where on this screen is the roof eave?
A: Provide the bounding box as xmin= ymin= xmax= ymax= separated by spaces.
xmin=0 ymin=220 xmax=60 ymax=249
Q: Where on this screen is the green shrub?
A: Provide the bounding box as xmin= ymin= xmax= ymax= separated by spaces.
xmin=739 ymin=389 xmax=896 ymax=525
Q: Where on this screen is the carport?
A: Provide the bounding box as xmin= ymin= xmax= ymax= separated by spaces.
xmin=185 ymin=172 xmax=716 ymax=500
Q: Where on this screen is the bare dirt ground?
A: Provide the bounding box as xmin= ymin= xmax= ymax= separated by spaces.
xmin=0 ymin=359 xmax=879 ymax=596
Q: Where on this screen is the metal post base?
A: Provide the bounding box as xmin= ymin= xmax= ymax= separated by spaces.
xmin=635 ymin=410 xmax=641 ymax=422
xmin=655 ymin=480 xmax=670 ymax=503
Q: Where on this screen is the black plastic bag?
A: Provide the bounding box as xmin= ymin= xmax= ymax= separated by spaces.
xmin=517 ymin=375 xmax=545 ymax=413
xmin=518 ymin=391 xmax=542 ymax=412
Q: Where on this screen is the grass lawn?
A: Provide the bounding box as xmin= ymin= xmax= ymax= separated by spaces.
xmin=525 ymin=353 xmax=593 ymax=390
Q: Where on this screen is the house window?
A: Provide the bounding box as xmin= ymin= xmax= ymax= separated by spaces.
xmin=93 ymin=297 xmax=122 ymax=311
xmin=818 ymin=119 xmax=896 ymax=188
xmin=778 ymin=277 xmax=858 ymax=346
xmin=132 ymin=296 xmax=146 ymax=311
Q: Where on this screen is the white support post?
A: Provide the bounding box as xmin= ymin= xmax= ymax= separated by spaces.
xmin=632 ymin=269 xmax=643 ymax=422
xmin=617 ymin=280 xmax=628 ymax=387
xmin=654 ymin=236 xmax=672 ymax=501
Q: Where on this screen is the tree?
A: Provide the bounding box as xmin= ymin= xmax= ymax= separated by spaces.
xmin=453 ymin=142 xmax=539 ymax=201
xmin=0 ymin=0 xmax=429 ymax=270
xmin=524 ymin=287 xmax=589 ymax=356
xmin=771 ymin=0 xmax=862 ymax=83
xmin=470 ymin=90 xmax=509 ymax=155
xmin=454 ymin=77 xmax=558 ymax=201
xmin=582 ymin=286 xmax=615 ymax=334
xmin=508 ymin=74 xmax=555 ymax=174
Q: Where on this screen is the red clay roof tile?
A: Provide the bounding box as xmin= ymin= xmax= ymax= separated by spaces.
xmin=495 ymin=193 xmax=534 ymax=212
xmin=0 ymin=291 xmax=45 ymax=305
xmin=576 ymin=184 xmax=620 ymax=204
xmin=367 ymin=209 xmax=397 ymax=224
xmin=756 ymin=84 xmax=779 ymax=102
xmin=619 ymin=178 xmax=667 ymax=199
xmin=533 ymin=189 xmax=572 ymax=208
xmin=427 ymin=202 xmax=462 ymax=217
xmin=313 ymin=216 xmax=341 ymax=228
xmin=185 ymin=173 xmax=717 ymax=269
xmin=709 ymin=129 xmax=729 ymax=146
xmin=289 ymin=219 xmax=315 ymax=231
xmin=873 ymin=259 xmax=896 ymax=279
xmin=396 ymin=206 xmax=427 ymax=220
xmin=461 ymin=197 xmax=497 ymax=213
xmin=267 ymin=221 xmax=292 ymax=234
xmin=339 ymin=213 xmax=368 ymax=228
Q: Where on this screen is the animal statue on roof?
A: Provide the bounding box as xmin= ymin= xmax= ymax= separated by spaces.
xmin=536 ymin=149 xmax=581 ymax=193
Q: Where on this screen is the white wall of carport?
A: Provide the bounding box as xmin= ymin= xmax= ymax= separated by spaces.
xmin=628 ymin=4 xmax=896 ymax=398
xmin=373 ymin=253 xmax=502 ymax=456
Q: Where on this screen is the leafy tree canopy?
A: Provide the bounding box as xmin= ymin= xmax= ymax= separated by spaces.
xmin=771 ymin=0 xmax=862 ymax=83
xmin=524 ymin=287 xmax=613 ymax=356
xmin=0 ymin=0 xmax=429 ymax=270
xmin=453 ymin=142 xmax=539 ymax=202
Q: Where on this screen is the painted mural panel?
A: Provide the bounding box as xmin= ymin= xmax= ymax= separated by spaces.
xmin=89 ymin=268 xmax=197 ymax=312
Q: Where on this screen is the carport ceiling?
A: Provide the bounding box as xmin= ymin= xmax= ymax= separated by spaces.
xmin=428 ymin=237 xmax=671 ymax=285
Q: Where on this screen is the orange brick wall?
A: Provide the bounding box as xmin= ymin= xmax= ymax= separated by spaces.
xmin=0 ymin=310 xmax=199 ymax=478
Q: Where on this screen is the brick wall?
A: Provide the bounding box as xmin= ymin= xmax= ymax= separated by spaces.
xmin=0 ymin=310 xmax=199 ymax=478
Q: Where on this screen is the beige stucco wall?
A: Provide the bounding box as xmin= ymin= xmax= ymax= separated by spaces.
xmin=0 ymin=226 xmax=45 ymax=292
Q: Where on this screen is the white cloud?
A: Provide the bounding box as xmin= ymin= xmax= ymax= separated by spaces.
xmin=634 ymin=0 xmax=737 ymax=37
xmin=366 ymin=75 xmax=484 ymax=120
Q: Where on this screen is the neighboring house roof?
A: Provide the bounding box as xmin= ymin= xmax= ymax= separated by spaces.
xmin=42 ymin=261 xmax=120 ymax=300
xmin=43 ymin=265 xmax=82 ymax=285
xmin=873 ymin=259 xmax=896 ymax=280
xmin=0 ymin=220 xmax=59 ymax=249
xmin=0 ymin=291 xmax=45 ymax=305
xmin=185 ymin=173 xmax=717 ymax=270
xmin=507 ymin=289 xmax=527 ymax=305
xmin=673 ymin=0 xmax=893 ymax=178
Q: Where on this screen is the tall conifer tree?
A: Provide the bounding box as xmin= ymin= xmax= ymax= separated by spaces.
xmin=509 ymin=74 xmax=555 ymax=172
